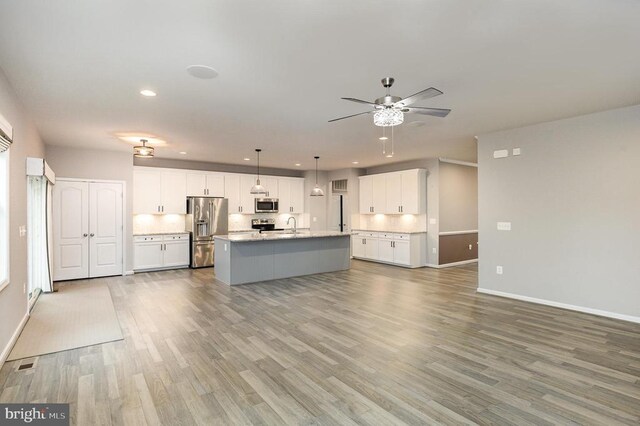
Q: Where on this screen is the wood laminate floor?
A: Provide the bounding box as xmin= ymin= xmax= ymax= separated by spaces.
xmin=1 ymin=261 xmax=639 ymax=425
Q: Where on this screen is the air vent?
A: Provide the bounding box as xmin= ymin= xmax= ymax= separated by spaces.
xmin=332 ymin=179 xmax=348 ymax=193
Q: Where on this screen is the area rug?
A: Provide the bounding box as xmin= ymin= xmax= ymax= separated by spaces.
xmin=8 ymin=283 xmax=123 ymax=361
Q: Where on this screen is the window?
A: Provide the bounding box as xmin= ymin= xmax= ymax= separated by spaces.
xmin=0 ymin=149 xmax=8 ymax=291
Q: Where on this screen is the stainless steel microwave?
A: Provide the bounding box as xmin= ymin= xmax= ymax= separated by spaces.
xmin=255 ymin=198 xmax=279 ymax=213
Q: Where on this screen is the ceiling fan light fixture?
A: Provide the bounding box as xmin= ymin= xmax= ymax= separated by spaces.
xmin=133 ymin=139 xmax=154 ymax=158
xmin=374 ymin=108 xmax=404 ymax=127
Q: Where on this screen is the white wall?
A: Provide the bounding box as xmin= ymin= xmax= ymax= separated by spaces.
xmin=45 ymin=146 xmax=135 ymax=272
xmin=478 ymin=104 xmax=640 ymax=321
xmin=0 ymin=68 xmax=46 ymax=362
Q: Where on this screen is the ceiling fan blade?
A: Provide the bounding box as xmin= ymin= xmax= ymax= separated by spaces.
xmin=403 ymin=107 xmax=451 ymax=118
xmin=341 ymin=97 xmax=378 ymax=107
xmin=395 ymin=87 xmax=443 ymax=108
xmin=328 ymin=111 xmax=373 ymax=122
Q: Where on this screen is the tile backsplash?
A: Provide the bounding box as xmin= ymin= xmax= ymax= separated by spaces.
xmin=357 ymin=214 xmax=427 ymax=232
xmin=133 ymin=213 xmax=304 ymax=234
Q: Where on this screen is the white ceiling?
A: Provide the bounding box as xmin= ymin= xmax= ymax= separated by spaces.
xmin=0 ymin=0 xmax=639 ymax=170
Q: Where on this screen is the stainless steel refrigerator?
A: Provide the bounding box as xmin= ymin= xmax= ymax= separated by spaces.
xmin=186 ymin=197 xmax=228 ymax=268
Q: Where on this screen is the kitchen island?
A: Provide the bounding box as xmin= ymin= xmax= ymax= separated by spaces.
xmin=214 ymin=231 xmax=350 ymax=285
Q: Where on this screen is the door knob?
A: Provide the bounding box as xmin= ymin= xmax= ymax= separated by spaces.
xmin=90 ymin=233 xmax=95 ymax=237
xmin=83 ymin=233 xmax=88 ymax=237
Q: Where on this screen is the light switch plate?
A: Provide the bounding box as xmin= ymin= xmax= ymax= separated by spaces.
xmin=497 ymin=221 xmax=511 ymax=231
xmin=429 ymin=218 xmax=437 ymax=225
xmin=496 ymin=266 xmax=503 ymax=275
xmin=512 ymin=148 xmax=521 ymax=156
xmin=493 ymin=149 xmax=509 ymax=159
xmin=19 ymin=225 xmax=26 ymax=237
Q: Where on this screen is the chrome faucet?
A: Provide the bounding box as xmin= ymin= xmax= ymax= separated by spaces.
xmin=287 ymin=216 xmax=297 ymax=234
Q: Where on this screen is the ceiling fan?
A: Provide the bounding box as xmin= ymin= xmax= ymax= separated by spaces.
xmin=329 ymin=77 xmax=451 ymax=126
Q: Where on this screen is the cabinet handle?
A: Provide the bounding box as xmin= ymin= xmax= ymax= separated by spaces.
xmin=401 ymin=206 xmax=403 ymax=213
xmin=157 ymin=205 xmax=160 ymax=212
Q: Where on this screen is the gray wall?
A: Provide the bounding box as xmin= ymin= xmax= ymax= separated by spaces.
xmin=46 ymin=146 xmax=135 ymax=272
xmin=304 ymin=170 xmax=329 ymax=231
xmin=134 ymin=157 xmax=303 ymax=177
xmin=439 ymin=162 xmax=478 ymax=232
xmin=0 ymin=68 xmax=46 ymax=360
xmin=478 ymin=104 xmax=640 ymax=320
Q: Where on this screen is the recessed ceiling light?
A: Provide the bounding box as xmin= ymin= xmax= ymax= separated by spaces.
xmin=352 ymin=161 xmax=359 ymax=164
xmin=140 ymin=89 xmax=156 ymax=97
xmin=186 ymin=65 xmax=219 ymax=79
xmin=243 ymin=157 xmax=251 ymax=161
xmin=179 ymin=151 xmax=187 ymax=155
xmin=379 ymin=136 xmax=388 ymax=141
xmin=295 ymin=163 xmax=301 ymax=167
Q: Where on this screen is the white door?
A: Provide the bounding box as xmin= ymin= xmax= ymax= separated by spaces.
xmin=352 ymin=236 xmax=366 ymax=258
xmin=224 ymin=174 xmax=242 ymax=213
xmin=385 ymin=173 xmax=402 ymax=214
xmin=400 ymin=170 xmax=419 ymax=214
xmin=161 ymin=170 xmax=187 ymax=214
xmin=393 ymin=240 xmax=411 ymax=265
xmin=53 ymin=181 xmax=89 ymax=280
xmin=134 ymin=243 xmax=163 ymax=270
xmin=205 ymin=173 xmax=225 ymax=197
xmin=290 ymin=179 xmax=304 ymax=213
xmin=163 ymin=241 xmax=189 ymax=267
xmin=133 ymin=168 xmax=162 ymax=213
xmin=89 ymin=182 xmax=123 ymax=278
xmin=378 ymin=239 xmax=395 ymax=263
xmin=359 ymin=176 xmax=373 ymax=214
xmin=186 ymin=172 xmax=207 ymax=196
xmin=371 ymin=174 xmax=386 ymax=213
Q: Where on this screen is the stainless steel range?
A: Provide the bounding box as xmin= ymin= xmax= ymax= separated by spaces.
xmin=186 ymin=197 xmax=228 ymax=268
xmin=251 ymin=218 xmax=284 ymax=233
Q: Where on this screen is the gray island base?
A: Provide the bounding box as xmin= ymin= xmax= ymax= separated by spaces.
xmin=214 ymin=232 xmax=351 ymax=285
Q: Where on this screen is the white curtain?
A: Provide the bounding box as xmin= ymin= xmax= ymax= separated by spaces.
xmin=27 ymin=176 xmax=53 ymax=305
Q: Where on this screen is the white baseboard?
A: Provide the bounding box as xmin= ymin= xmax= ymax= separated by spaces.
xmin=477 ymin=288 xmax=640 ymax=324
xmin=0 ymin=312 xmax=29 ymax=367
xmin=425 ymin=259 xmax=478 ymax=269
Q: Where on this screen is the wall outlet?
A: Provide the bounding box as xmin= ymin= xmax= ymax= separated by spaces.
xmin=496 ymin=266 xmax=503 ymax=275
xmin=432 ymin=247 xmax=437 ymax=254
xmin=493 ymin=149 xmax=509 ymax=159
xmin=429 ymin=218 xmax=437 ymax=225
xmin=19 ymin=225 xmax=27 ymax=237
xmin=512 ymin=148 xmax=521 ymax=156
xmin=468 ymin=244 xmax=473 ymax=250
xmin=497 ymin=221 xmax=511 ymax=231
xmin=23 ymin=283 xmax=26 ymax=293
xmin=224 ymin=243 xmax=227 ymax=252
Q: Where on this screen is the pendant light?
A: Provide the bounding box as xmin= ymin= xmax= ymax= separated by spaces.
xmin=134 ymin=139 xmax=154 ymax=158
xmin=310 ymin=156 xmax=325 ymax=197
xmin=250 ymin=148 xmax=268 ymax=194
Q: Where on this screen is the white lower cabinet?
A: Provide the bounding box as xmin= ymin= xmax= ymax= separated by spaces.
xmin=351 ymin=231 xmax=425 ymax=268
xmin=134 ymin=234 xmax=190 ymax=271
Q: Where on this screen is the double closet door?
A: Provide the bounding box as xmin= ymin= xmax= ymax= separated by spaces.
xmin=53 ymin=180 xmax=123 ymax=281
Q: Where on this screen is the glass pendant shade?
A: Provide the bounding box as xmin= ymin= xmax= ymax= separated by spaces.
xmin=310 ymin=156 xmax=325 ymax=197
xmin=250 ymin=148 xmax=268 ymax=194
xmin=133 ymin=139 xmax=154 ymax=158
xmin=374 ymin=108 xmax=404 ymax=127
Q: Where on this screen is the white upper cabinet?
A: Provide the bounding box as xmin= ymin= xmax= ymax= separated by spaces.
xmin=133 ymin=168 xmax=162 ymax=214
xmin=161 ymin=170 xmax=187 ymax=214
xmin=278 ymin=178 xmax=304 ymax=213
xmin=224 ymin=174 xmax=242 ymax=213
xmin=359 ymin=169 xmax=426 ymax=214
xmin=186 ymin=172 xmax=225 ymax=197
xmin=134 ymin=168 xmax=186 ymax=214
xmin=240 ymin=175 xmax=257 ymax=214
xmin=261 ymin=177 xmax=278 ymax=198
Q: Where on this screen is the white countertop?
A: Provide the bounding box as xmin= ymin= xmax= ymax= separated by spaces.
xmin=215 ymin=231 xmax=350 ymax=242
xmin=133 ymin=231 xmax=189 ymax=236
xmin=352 ymin=229 xmax=427 ymax=234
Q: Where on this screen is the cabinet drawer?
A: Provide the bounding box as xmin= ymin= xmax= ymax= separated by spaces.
xmin=134 ymin=235 xmax=163 ymax=242
xmin=392 ymin=233 xmax=411 ymax=240
xmin=163 ymin=234 xmax=189 ymax=241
